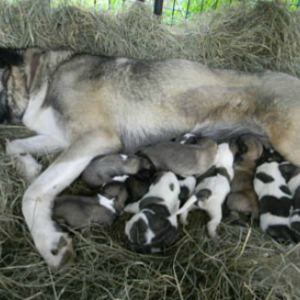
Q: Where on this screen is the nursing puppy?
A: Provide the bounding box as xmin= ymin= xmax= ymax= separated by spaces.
xmin=278 ymin=162 xmax=300 ymax=241
xmin=254 ymin=160 xmax=294 ymax=243
xmin=177 ymin=143 xmax=235 ymax=238
xmin=137 ymin=138 xmax=217 ymax=177
xmin=82 ymin=153 xmax=154 ymax=189
xmin=290 ymin=184 xmax=300 ymax=241
xmin=124 ymin=175 xmax=152 ymax=205
xmin=178 ymin=176 xmax=197 ymax=204
xmin=125 ymin=171 xmax=180 ymax=253
xmin=53 ymin=181 xmax=128 ymax=228
xmin=3 ymin=48 xmax=300 ymax=268
xmin=226 ymin=135 xmax=263 ymax=221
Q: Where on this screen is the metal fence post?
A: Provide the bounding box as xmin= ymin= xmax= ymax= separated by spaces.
xmin=154 ymin=0 xmax=164 ymax=16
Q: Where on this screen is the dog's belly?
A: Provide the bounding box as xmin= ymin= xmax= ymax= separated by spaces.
xmin=113 ymin=85 xmax=267 ymax=151
xmin=40 ymin=55 xmax=300 ymax=161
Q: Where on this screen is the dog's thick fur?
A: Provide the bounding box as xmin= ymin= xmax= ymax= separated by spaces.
xmin=2 ymin=48 xmax=300 ymax=268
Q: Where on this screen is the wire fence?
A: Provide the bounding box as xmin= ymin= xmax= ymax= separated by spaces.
xmin=18 ymin=0 xmax=300 ymax=25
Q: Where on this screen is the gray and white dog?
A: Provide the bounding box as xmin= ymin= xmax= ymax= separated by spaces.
xmin=2 ymin=47 xmax=300 ymax=268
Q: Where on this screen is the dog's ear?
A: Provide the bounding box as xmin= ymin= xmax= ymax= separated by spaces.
xmin=0 ymin=48 xmax=24 ymax=68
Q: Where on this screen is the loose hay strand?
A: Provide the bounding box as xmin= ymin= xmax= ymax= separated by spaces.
xmin=0 ymin=1 xmax=300 ymax=75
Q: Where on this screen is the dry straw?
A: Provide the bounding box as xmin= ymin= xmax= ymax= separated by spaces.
xmin=1 ymin=1 xmax=300 ymax=299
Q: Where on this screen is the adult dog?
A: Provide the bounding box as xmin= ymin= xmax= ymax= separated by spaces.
xmin=1 ymin=48 xmax=300 ymax=269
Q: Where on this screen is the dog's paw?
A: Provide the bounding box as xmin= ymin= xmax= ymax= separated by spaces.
xmin=34 ymin=230 xmax=73 ymax=270
xmin=14 ymin=154 xmax=42 ymax=183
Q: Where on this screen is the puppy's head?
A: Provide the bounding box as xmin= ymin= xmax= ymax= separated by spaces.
xmin=237 ymin=135 xmax=263 ymax=162
xmin=228 ymin=139 xmax=239 ymax=157
xmin=125 ymin=210 xmax=177 ymax=253
xmin=178 ymin=176 xmax=196 ymax=203
xmin=176 ymin=133 xmax=197 ymax=145
xmin=138 ymin=156 xmax=156 ymax=180
xmin=125 ymin=176 xmax=151 ymax=204
xmin=101 ymin=181 xmax=128 ymax=213
xmin=150 ymin=171 xmax=180 ymax=198
xmin=259 ymin=148 xmax=284 ymax=164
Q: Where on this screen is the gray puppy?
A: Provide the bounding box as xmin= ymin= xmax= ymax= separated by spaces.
xmin=137 ymin=138 xmax=217 ymax=178
xmin=82 ymin=153 xmax=154 ymax=189
xmin=53 ymin=182 xmax=128 ymax=228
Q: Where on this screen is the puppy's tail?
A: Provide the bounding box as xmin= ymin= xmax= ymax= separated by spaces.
xmin=176 ymin=189 xmax=211 ymax=216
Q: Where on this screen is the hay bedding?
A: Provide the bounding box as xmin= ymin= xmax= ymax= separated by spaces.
xmin=1 ymin=1 xmax=300 ymax=299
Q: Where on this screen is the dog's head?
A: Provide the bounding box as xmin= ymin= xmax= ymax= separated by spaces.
xmin=0 ymin=48 xmax=28 ymax=124
xmin=0 ymin=48 xmax=50 ymax=124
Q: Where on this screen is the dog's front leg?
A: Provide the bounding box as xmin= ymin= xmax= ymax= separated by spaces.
xmin=6 ymin=135 xmax=68 ymax=183
xmin=22 ymin=131 xmax=121 ymax=269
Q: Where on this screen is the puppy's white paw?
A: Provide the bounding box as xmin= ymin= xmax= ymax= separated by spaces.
xmin=34 ymin=229 xmax=73 ymax=270
xmin=14 ymin=154 xmax=42 ymax=183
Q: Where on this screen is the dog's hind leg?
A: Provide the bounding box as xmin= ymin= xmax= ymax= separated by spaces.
xmin=22 ymin=130 xmax=122 ymax=269
xmin=6 ymin=135 xmax=68 ymax=183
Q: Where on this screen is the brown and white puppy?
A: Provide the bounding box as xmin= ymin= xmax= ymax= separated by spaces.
xmin=226 ymin=134 xmax=263 ymax=221
xmin=3 ymin=47 xmax=300 ymax=268
xmin=125 ymin=171 xmax=180 ymax=253
xmin=137 ymin=138 xmax=217 ymax=178
xmin=53 ymin=181 xmax=128 ymax=228
xmin=82 ymin=153 xmax=154 ymax=189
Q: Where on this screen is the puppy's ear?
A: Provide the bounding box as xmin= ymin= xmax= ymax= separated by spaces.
xmin=0 ymin=48 xmax=24 ymax=68
xmin=279 ymin=163 xmax=298 ymax=182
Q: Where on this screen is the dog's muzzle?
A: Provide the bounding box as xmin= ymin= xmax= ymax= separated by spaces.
xmin=0 ymin=90 xmax=10 ymax=123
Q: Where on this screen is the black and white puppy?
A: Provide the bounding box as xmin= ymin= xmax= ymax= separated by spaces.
xmin=254 ymin=160 xmax=294 ymax=244
xmin=279 ymin=162 xmax=300 ymax=241
xmin=124 ymin=171 xmax=181 ymax=253
xmin=178 ymin=176 xmax=197 ymax=204
xmin=176 ymin=143 xmax=235 ymax=238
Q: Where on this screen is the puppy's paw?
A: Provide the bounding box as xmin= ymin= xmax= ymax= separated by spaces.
xmin=34 ymin=230 xmax=73 ymax=270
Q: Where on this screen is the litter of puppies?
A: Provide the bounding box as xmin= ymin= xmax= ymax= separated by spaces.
xmin=51 ymin=131 xmax=300 ymax=253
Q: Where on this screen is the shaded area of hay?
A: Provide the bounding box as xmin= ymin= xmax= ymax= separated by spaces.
xmin=0 ymin=1 xmax=300 ymax=75
xmin=1 ymin=126 xmax=300 ymax=300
